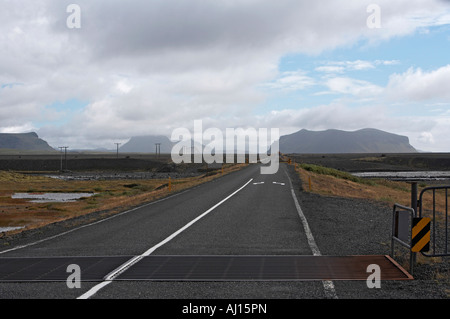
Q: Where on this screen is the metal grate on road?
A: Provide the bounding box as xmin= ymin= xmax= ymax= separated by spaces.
xmin=0 ymin=255 xmax=412 ymax=282
xmin=0 ymin=256 xmax=131 ymax=282
xmin=116 ymin=255 xmax=413 ymax=281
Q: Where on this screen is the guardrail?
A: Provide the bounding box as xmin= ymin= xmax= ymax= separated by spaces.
xmin=391 ymin=203 xmax=417 ymax=273
xmin=418 ymin=186 xmax=449 ymax=258
xmin=391 ymin=185 xmax=449 ymax=274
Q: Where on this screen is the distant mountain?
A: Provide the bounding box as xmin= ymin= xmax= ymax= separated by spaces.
xmin=279 ymin=128 xmax=417 ymax=154
xmin=0 ymin=132 xmax=55 ymax=152
xmin=120 ymin=135 xmax=207 ymax=154
xmin=119 ymin=135 xmax=175 ymax=153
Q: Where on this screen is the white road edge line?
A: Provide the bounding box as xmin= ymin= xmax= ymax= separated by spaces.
xmin=284 ymin=168 xmax=338 ymax=300
xmin=0 ymin=190 xmax=191 ymax=255
xmin=77 ymin=178 xmax=254 ymax=299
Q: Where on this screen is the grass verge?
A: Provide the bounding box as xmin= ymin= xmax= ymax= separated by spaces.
xmin=296 ymin=163 xmax=431 ymax=207
xmin=294 ymin=162 xmax=449 ymax=292
xmin=0 ymin=163 xmax=247 ymax=236
xmin=296 ymin=163 xmax=449 ymax=222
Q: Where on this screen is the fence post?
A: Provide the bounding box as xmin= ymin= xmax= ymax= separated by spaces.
xmin=411 ymin=181 xmax=418 ymax=216
xmin=410 ymin=181 xmax=418 ymax=266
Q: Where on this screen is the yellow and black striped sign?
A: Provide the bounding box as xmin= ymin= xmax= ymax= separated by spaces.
xmin=411 ymin=217 xmax=431 ymax=252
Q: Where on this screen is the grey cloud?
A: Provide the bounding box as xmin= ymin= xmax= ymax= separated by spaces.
xmin=48 ymin=0 xmax=299 ymax=61
xmin=2 ymin=0 xmax=450 ymax=149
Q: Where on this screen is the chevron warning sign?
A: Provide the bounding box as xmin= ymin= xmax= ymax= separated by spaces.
xmin=411 ymin=217 xmax=431 ymax=252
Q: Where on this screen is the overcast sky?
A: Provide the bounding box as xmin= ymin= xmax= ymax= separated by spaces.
xmin=1 ymin=0 xmax=450 ymax=151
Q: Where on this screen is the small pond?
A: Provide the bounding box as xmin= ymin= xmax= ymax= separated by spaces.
xmin=0 ymin=226 xmax=24 ymax=233
xmin=351 ymin=171 xmax=450 ymax=181
xmin=11 ymin=192 xmax=95 ymax=203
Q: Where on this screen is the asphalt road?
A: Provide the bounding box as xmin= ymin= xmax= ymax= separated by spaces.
xmin=0 ymin=163 xmax=331 ymax=299
xmin=0 ymin=162 xmax=445 ymax=301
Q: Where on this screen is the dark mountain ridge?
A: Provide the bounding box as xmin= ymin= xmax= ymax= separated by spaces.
xmin=0 ymin=132 xmax=55 ymax=152
xmin=279 ymin=128 xmax=417 ymax=154
xmin=0 ymin=129 xmax=417 ymax=155
xmin=119 ymin=135 xmax=175 ymax=153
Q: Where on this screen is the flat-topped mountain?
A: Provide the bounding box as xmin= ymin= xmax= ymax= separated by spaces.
xmin=119 ymin=135 xmax=175 ymax=153
xmin=279 ymin=128 xmax=417 ymax=154
xmin=0 ymin=132 xmax=55 ymax=152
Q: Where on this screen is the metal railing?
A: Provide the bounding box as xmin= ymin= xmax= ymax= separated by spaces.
xmin=390 ymin=184 xmax=449 ymax=275
xmin=418 ymin=186 xmax=450 ymax=257
xmin=391 ymin=203 xmax=416 ymax=273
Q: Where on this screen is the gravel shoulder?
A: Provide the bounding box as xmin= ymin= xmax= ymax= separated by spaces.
xmin=286 ymin=164 xmax=449 ymax=299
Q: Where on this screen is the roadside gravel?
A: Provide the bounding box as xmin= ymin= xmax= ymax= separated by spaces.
xmin=286 ymin=164 xmax=449 ymax=299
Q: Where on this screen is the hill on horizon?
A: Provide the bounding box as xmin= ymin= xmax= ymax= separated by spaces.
xmin=119 ymin=135 xmax=174 ymax=154
xmin=120 ymin=135 xmax=205 ymax=154
xmin=0 ymin=129 xmax=417 ymax=155
xmin=0 ymin=132 xmax=55 ymax=152
xmin=279 ymin=128 xmax=417 ymax=154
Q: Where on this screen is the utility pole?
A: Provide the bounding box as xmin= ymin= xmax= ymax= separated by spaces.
xmin=64 ymin=146 xmax=68 ymax=171
xmin=58 ymin=147 xmax=64 ymax=172
xmin=59 ymin=146 xmax=68 ymax=171
xmin=155 ymin=143 xmax=161 ymax=158
xmin=115 ymin=143 xmax=121 ymax=159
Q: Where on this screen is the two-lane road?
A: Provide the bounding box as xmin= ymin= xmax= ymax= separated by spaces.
xmin=0 ymin=163 xmax=330 ymax=299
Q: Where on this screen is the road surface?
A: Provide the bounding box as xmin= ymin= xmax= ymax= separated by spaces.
xmin=0 ymin=163 xmax=336 ymax=299
xmin=0 ymin=163 xmax=430 ymax=301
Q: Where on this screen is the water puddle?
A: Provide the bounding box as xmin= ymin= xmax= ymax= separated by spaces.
xmin=0 ymin=226 xmax=24 ymax=233
xmin=352 ymin=171 xmax=450 ymax=181
xmin=11 ymin=192 xmax=95 ymax=203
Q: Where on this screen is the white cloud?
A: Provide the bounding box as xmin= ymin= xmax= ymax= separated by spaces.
xmin=343 ymin=60 xmax=375 ymax=71
xmin=361 ymin=0 xmax=450 ymax=42
xmin=316 ymin=59 xmax=400 ymax=74
xmin=115 ymin=80 xmax=133 ymax=94
xmin=315 ymin=66 xmax=346 ymax=74
xmin=1 ymin=0 xmax=450 ymax=149
xmin=324 ymin=77 xmax=384 ymax=97
xmin=262 ymin=70 xmax=315 ymax=92
xmin=418 ymin=132 xmax=435 ymax=144
xmin=0 ymin=123 xmax=36 ymax=134
xmin=387 ymin=65 xmax=450 ymax=101
xmin=252 ymin=103 xmax=394 ymax=134
xmin=409 ymin=117 xmax=450 ymax=152
xmin=375 ymin=59 xmax=400 ymax=66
